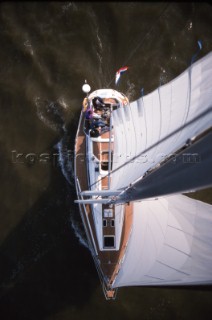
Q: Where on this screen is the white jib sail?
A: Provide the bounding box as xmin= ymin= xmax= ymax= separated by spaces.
xmin=112 ymin=194 xmax=212 ymax=288
xmin=111 ymin=52 xmax=212 ymax=191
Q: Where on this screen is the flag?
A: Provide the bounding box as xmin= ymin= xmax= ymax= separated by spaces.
xmin=115 ymin=66 xmax=129 ymax=85
xmin=191 ymin=40 xmax=202 ymax=65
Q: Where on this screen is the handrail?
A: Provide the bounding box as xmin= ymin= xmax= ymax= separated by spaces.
xmin=108 ymin=105 xmax=113 ymax=189
xmin=76 ymin=178 xmax=98 ymax=255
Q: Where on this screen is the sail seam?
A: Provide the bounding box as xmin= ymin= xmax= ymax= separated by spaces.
xmin=143 ymin=274 xmax=165 ymax=281
xmin=164 ymin=243 xmax=192 ymax=258
xmin=167 ymin=224 xmax=193 ymax=236
xmin=156 ymin=260 xmax=190 ymax=276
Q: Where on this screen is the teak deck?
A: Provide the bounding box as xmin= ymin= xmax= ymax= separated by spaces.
xmin=74 ymin=102 xmax=133 ymax=296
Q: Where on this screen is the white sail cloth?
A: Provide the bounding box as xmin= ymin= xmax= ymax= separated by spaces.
xmin=111 ymin=52 xmax=212 ymax=191
xmin=112 ymin=195 xmax=212 ymax=288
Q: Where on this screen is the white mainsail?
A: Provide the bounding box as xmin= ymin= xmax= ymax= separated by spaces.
xmin=112 ymin=195 xmax=212 ymax=288
xmin=111 ymin=52 xmax=212 ymax=191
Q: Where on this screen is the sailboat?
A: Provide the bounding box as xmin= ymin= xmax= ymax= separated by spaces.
xmin=74 ymin=52 xmax=212 ymax=299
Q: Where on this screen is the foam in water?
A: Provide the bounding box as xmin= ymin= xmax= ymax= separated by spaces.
xmin=35 ymin=95 xmax=88 ymax=248
xmin=126 ymin=80 xmax=136 ymax=101
xmin=159 ymin=67 xmax=169 ymax=85
xmin=35 ymin=96 xmax=75 ymax=185
xmin=62 ymin=2 xmax=78 ymax=13
xmin=24 ymin=39 xmax=34 ymax=56
xmin=56 ymin=137 xmax=90 ymax=250
xmin=55 ymin=136 xmax=74 ymax=186
xmin=69 ymin=214 xmax=89 ymax=249
xmin=35 ymin=97 xmax=66 ymax=132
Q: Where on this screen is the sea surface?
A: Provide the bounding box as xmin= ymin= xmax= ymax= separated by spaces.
xmin=0 ymin=2 xmax=212 ymax=320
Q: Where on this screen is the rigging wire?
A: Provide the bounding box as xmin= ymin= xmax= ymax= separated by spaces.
xmin=106 ymin=3 xmax=171 ymax=88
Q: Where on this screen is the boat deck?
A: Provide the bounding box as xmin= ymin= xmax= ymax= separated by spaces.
xmin=74 ymin=99 xmax=133 ymax=295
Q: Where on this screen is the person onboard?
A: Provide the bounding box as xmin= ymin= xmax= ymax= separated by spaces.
xmin=93 ymin=111 xmax=101 ymax=119
xmin=100 ymin=125 xmax=110 ymax=133
xmin=85 ymin=106 xmax=101 ymax=120
xmin=93 ymin=96 xmax=105 ymax=108
xmin=90 ymin=118 xmax=107 ymax=129
xmin=90 ymin=128 xmax=100 ymax=137
xmin=85 ymin=107 xmax=93 ymax=120
xmin=90 ymin=124 xmax=110 ymax=137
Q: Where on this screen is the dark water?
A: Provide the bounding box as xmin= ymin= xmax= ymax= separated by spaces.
xmin=0 ymin=2 xmax=212 ymax=320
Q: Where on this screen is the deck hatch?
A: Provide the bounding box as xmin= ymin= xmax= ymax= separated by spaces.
xmin=104 ymin=236 xmax=115 ymax=248
xmin=104 ymin=209 xmax=113 ymax=218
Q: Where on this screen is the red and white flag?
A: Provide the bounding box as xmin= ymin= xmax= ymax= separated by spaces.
xmin=115 ymin=66 xmax=129 ymax=85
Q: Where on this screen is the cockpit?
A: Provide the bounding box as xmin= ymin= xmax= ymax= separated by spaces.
xmin=84 ymin=96 xmax=118 ymax=137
